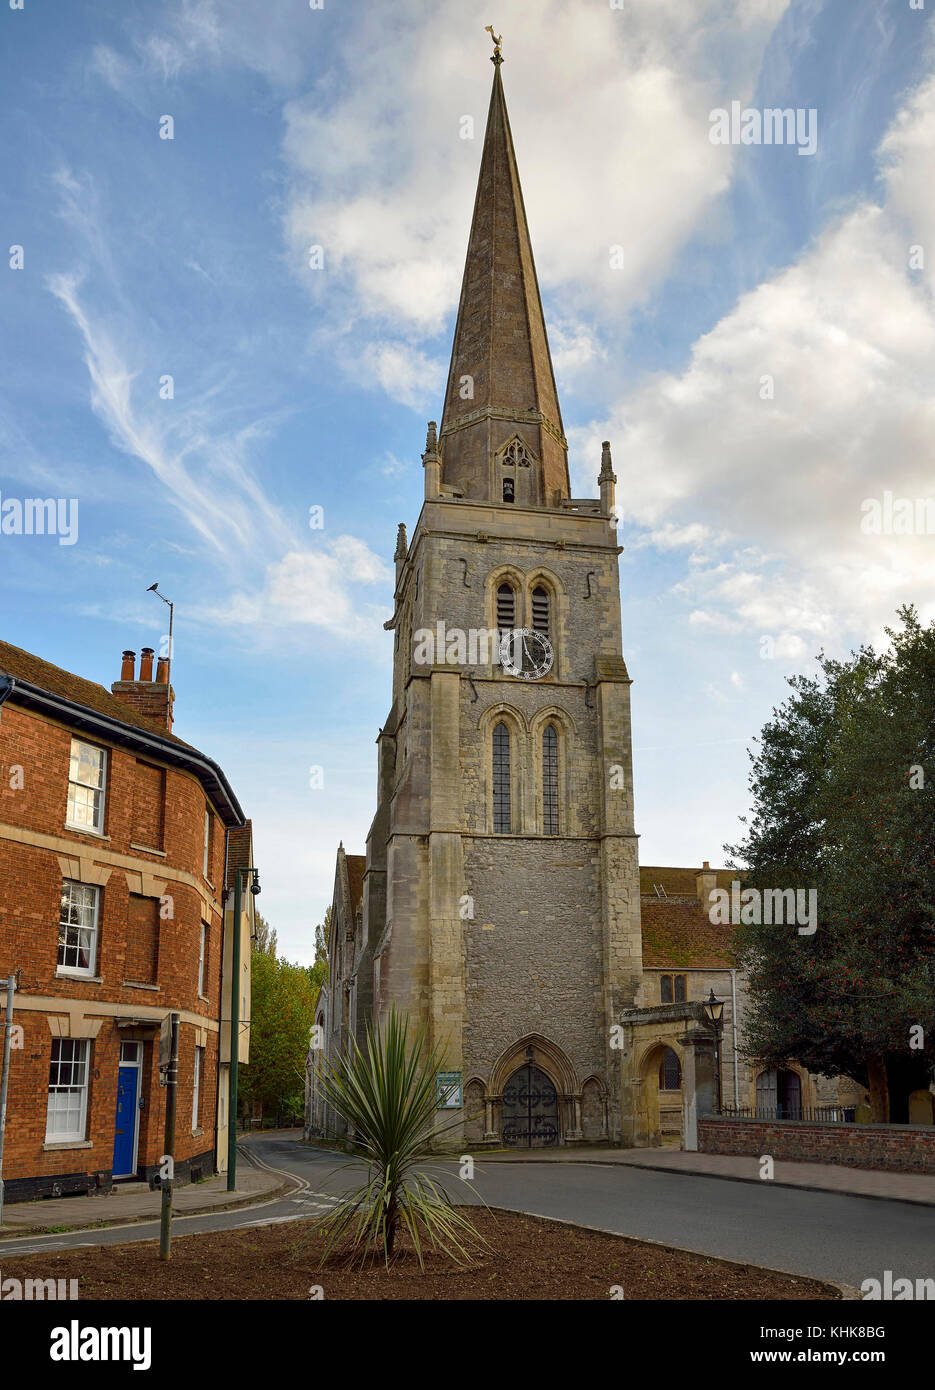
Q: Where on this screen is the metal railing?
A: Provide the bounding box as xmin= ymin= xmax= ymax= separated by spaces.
xmin=719 ymin=1104 xmax=856 ymax=1123
xmin=238 ymin=1110 xmax=301 ymax=1131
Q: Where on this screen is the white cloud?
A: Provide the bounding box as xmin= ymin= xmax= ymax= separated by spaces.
xmin=360 ymin=342 xmax=446 ymax=413
xmin=587 ymin=63 xmax=935 ymax=652
xmin=200 ymin=540 xmax=394 ymax=647
xmin=278 ymin=0 xmax=789 ymax=400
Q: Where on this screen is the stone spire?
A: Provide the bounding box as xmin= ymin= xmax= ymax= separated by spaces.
xmin=438 ymin=52 xmax=570 ymax=507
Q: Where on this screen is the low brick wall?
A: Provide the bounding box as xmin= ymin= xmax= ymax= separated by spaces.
xmin=699 ymin=1116 xmax=935 ymax=1174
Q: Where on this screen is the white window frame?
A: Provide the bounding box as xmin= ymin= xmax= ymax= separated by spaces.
xmin=198 ymin=922 xmax=207 ymax=997
xmin=58 ymin=880 xmax=100 ymax=978
xmin=45 ymin=1038 xmax=90 ymax=1143
xmin=192 ymin=1045 xmax=204 ymax=1131
xmin=203 ymin=809 xmax=211 ymax=878
xmin=66 ymin=738 xmax=107 ymax=834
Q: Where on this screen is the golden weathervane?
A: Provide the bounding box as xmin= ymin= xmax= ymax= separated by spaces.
xmin=485 ymin=24 xmax=503 ymax=65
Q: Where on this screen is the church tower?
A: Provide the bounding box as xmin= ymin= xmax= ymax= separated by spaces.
xmin=362 ymin=41 xmax=642 ymax=1146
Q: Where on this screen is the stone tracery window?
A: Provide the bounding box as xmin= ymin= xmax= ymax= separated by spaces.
xmin=492 ymin=722 xmax=511 ymax=833
xmin=501 ymin=437 xmax=532 ymax=468
xmin=542 ymin=724 xmax=558 ymax=834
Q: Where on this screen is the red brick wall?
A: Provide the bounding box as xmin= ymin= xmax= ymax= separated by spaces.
xmin=125 ymin=894 xmax=159 ymax=985
xmin=0 ymin=700 xmax=230 ymax=1194
xmin=131 ymin=760 xmax=165 ymax=849
xmin=699 ymin=1116 xmax=935 ymax=1174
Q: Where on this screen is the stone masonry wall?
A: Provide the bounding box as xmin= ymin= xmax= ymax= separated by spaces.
xmin=463 ymin=836 xmax=605 ymax=1084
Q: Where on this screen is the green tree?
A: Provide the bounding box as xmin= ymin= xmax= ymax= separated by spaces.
xmin=306 ymin=906 xmax=330 ymax=999
xmin=254 ymin=911 xmax=277 ymax=957
xmin=729 ymin=606 xmax=935 ymax=1121
xmin=240 ymin=950 xmax=318 ymax=1117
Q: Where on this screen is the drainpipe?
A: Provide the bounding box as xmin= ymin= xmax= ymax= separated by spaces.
xmin=730 ymin=969 xmax=740 ymax=1107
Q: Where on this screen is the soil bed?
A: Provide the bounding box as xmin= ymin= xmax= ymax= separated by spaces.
xmin=1 ymin=1209 xmax=838 ymax=1300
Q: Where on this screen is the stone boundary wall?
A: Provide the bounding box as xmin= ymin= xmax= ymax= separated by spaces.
xmin=699 ymin=1116 xmax=935 ymax=1174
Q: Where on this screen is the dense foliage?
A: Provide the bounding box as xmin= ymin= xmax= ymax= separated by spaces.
xmin=728 ymin=606 xmax=935 ymax=1119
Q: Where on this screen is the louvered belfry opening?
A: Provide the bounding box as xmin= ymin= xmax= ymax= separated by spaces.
xmin=493 ymin=722 xmax=511 ymax=832
xmin=531 ymin=586 xmax=550 ymax=637
xmin=496 ymin=583 xmax=516 ymax=666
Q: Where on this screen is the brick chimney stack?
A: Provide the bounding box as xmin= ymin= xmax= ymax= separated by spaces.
xmin=111 ymin=647 xmax=175 ymax=733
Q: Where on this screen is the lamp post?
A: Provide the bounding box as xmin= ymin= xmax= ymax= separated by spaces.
xmin=227 ymin=864 xmax=260 ymax=1191
xmin=702 ymin=989 xmax=725 ymax=1116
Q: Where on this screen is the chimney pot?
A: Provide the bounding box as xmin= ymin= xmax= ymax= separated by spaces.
xmin=155 ymin=656 xmax=169 ymax=684
xmin=120 ymin=650 xmax=136 ymax=681
xmin=139 ymin=647 xmax=155 ymax=681
xmin=702 ymin=860 xmax=710 ymax=870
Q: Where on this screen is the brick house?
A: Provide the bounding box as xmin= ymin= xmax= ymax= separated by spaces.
xmin=0 ymin=640 xmax=253 ymax=1202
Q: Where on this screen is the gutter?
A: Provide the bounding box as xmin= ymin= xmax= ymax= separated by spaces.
xmin=0 ymin=673 xmax=244 ymax=828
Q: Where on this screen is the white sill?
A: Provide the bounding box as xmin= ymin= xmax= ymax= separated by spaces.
xmin=198 ymin=994 xmax=209 ymax=1004
xmin=64 ymin=823 xmax=110 ymax=840
xmin=56 ymin=971 xmax=102 ymax=984
xmin=130 ymin=842 xmax=167 ymax=857
xmin=123 ymin=981 xmax=160 ymax=991
xmin=192 ymin=1127 xmax=204 ymax=1138
xmin=43 ymin=1139 xmax=93 ymax=1151
xmin=204 ymin=877 xmax=215 ymax=891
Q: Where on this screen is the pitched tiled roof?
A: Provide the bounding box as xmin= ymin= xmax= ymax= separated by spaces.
xmin=226 ymin=821 xmax=253 ymax=874
xmin=0 ymin=640 xmax=193 ymax=746
xmin=639 ymin=864 xmax=737 ymax=897
xmin=641 ymin=899 xmax=736 ymax=969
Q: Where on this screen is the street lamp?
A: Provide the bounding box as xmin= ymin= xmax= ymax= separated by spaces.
xmin=226 ymin=862 xmax=260 ymax=1190
xmin=702 ymin=989 xmax=725 ymax=1115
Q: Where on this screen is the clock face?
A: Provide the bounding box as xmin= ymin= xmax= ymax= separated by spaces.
xmin=502 ymin=628 xmax=554 ymax=680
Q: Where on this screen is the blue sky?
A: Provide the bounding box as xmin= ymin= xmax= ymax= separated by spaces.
xmin=2 ymin=0 xmax=933 ymax=963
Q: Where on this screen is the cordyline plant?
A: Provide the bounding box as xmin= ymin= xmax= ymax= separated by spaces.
xmin=316 ymin=1005 xmax=487 ymax=1269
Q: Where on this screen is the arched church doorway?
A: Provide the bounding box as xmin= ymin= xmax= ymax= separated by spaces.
xmin=501 ymin=1063 xmax=559 ymax=1147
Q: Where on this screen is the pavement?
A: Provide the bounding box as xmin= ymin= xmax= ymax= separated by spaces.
xmin=1 ymin=1134 xmax=932 ymax=1292
xmin=474 ymin=1144 xmax=935 ymax=1207
xmin=2 ymin=1128 xmax=932 ymax=1243
xmin=0 ymin=1135 xmax=295 ymax=1237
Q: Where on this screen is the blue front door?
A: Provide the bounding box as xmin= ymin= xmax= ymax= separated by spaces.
xmin=113 ymin=1065 xmax=139 ymax=1176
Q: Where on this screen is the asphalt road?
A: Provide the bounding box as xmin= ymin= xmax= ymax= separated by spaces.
xmin=3 ymin=1134 xmax=933 ymax=1290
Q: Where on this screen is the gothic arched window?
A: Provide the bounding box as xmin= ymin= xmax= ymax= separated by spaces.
xmin=542 ymin=724 xmax=558 ymax=834
xmin=659 ymin=1048 xmax=681 ymax=1091
xmin=531 ymin=585 xmax=550 ymax=638
xmin=492 ymin=722 xmax=511 ymax=833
